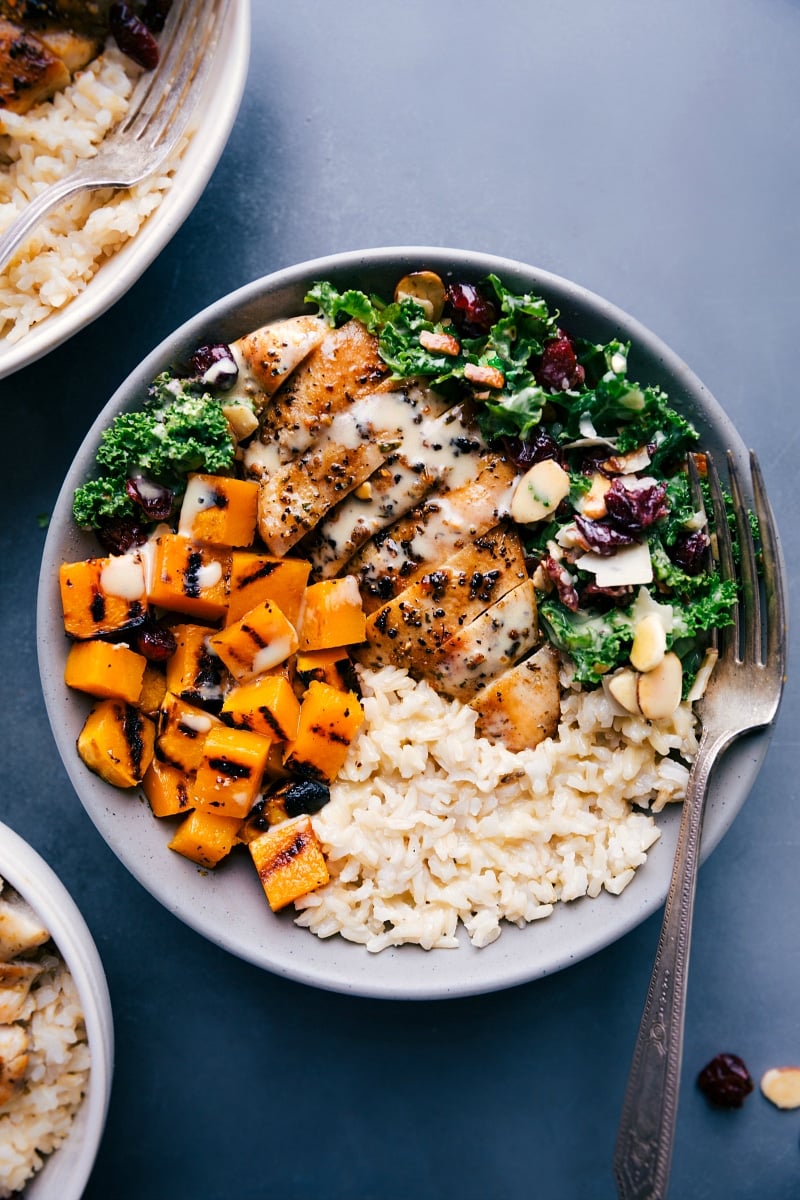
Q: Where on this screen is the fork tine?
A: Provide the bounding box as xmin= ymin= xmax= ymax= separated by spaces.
xmin=118 ymin=0 xmax=193 ymax=135
xmin=726 ymin=451 xmax=761 ymax=665
xmin=750 ymin=452 xmax=787 ymax=679
xmin=135 ymin=0 xmax=231 ymax=150
xmin=705 ymin=453 xmax=739 ymax=660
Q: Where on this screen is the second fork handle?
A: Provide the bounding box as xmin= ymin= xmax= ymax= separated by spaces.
xmin=613 ymin=728 xmax=729 ymax=1200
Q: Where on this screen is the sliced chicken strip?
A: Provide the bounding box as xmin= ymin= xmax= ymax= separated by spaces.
xmin=418 ymin=579 xmax=540 ymax=702
xmin=357 ymin=525 xmax=527 ymax=673
xmin=0 ymin=894 xmax=49 ymax=961
xmin=0 ymin=1023 xmax=29 ymax=1108
xmin=0 ymin=960 xmax=44 ymax=1023
xmin=230 ymin=314 xmax=327 ymax=411
xmin=351 ymin=453 xmax=518 ymax=613
xmin=469 ymin=643 xmax=561 ymax=751
xmin=257 ymin=441 xmax=385 ymax=557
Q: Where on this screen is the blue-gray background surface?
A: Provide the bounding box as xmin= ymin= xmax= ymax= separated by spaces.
xmin=2 ymin=2 xmax=798 ymax=1197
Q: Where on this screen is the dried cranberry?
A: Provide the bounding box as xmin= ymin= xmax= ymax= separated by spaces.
xmin=140 ymin=0 xmax=172 ymax=32
xmin=189 ymin=342 xmax=239 ymax=391
xmin=95 ymin=517 xmax=148 ymax=555
xmin=126 ymin=475 xmax=174 ymax=521
xmin=537 ymin=332 xmax=586 ymax=392
xmin=133 ymin=622 xmax=177 ymax=662
xmin=574 ymin=514 xmax=637 ymax=555
xmin=580 ymin=582 xmax=634 ymax=608
xmin=110 ymin=3 xmax=159 ymax=69
xmin=283 ymin=778 xmax=331 ymax=817
xmin=444 ymin=282 xmax=497 ymax=338
xmin=543 ymin=556 xmax=579 ymax=611
xmin=605 ymin=478 xmax=668 ymax=534
xmin=501 ymin=428 xmax=562 ymax=470
xmin=671 ymin=528 xmax=710 ymax=575
xmin=697 ymin=1053 xmax=754 ymax=1108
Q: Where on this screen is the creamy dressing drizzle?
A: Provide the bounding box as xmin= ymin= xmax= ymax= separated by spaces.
xmin=99 ymin=554 xmax=145 ymax=600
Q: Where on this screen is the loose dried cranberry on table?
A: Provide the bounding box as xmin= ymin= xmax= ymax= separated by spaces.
xmin=536 ymin=331 xmax=586 ymax=392
xmin=443 ymin=282 xmax=497 ymax=338
xmin=110 ymin=3 xmax=160 ymax=69
xmin=697 ymin=1053 xmax=754 ymax=1108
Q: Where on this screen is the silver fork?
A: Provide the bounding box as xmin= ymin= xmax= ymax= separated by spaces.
xmin=0 ymin=0 xmax=231 ymax=273
xmin=613 ymin=450 xmax=786 ymax=1200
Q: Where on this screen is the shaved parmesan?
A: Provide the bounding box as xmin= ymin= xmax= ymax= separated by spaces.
xmin=576 ymin=541 xmax=653 ymax=588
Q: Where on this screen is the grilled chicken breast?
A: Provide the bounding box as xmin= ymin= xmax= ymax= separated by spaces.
xmin=469 ymin=643 xmax=561 ymax=751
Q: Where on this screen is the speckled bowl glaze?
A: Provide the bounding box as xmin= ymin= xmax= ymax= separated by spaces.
xmin=0 ymin=822 xmax=113 ymax=1197
xmin=36 ymin=247 xmax=774 ymax=1000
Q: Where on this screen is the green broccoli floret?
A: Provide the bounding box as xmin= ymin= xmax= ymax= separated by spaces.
xmin=73 ymin=376 xmax=236 ymax=531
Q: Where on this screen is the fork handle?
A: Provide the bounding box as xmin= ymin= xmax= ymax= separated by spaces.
xmin=0 ymin=167 xmax=114 ymax=273
xmin=613 ymin=728 xmax=730 ymax=1200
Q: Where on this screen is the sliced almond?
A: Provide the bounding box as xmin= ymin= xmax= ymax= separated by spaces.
xmin=419 ymin=329 xmax=461 ymax=356
xmin=394 ymin=271 xmax=446 ymax=322
xmin=637 ymin=652 xmax=683 ymax=721
xmin=760 ymin=1067 xmax=800 ymax=1109
xmin=510 ymin=459 xmax=571 ymax=524
xmin=578 ymin=472 xmax=612 ymax=519
xmin=630 ymin=613 xmax=667 ymax=672
xmin=464 ymin=362 xmax=505 ymax=389
xmin=607 ymin=669 xmax=642 ymax=715
xmin=685 ymin=647 xmax=719 ymax=703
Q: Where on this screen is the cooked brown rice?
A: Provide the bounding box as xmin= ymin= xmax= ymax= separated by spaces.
xmin=295 ymin=666 xmax=698 ymax=951
xmin=0 ymin=883 xmax=89 ymax=1197
xmin=0 ymin=43 xmax=181 ymax=344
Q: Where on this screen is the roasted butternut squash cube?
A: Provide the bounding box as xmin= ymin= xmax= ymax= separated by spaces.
xmin=298 ymin=576 xmax=366 ymax=651
xmin=249 ymin=815 xmax=329 ymax=911
xmin=77 ymin=699 xmax=155 ymax=788
xmin=64 ymin=639 xmax=147 ymax=704
xmin=138 ymin=663 xmax=168 ymax=717
xmin=209 ymin=600 xmax=298 ymax=681
xmin=60 ymin=556 xmax=148 ymax=639
xmin=168 ymin=809 xmax=242 ymax=868
xmin=142 ymin=757 xmax=194 ymax=818
xmin=148 ymin=534 xmax=230 ymax=621
xmin=165 ymin=623 xmax=225 ymax=709
xmin=157 ymin=692 xmax=221 ymax=774
xmin=192 ymin=726 xmax=272 ymax=819
xmin=295 ymin=647 xmax=354 ymax=692
xmin=221 ymin=674 xmax=301 ymax=741
xmin=227 ymin=553 xmax=311 ymax=627
xmin=177 ymin=473 xmax=259 ymax=547
xmin=283 ymin=680 xmax=364 ymax=782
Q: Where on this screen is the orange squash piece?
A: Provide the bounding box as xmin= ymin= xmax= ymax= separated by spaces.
xmin=64 ymin=639 xmax=147 ymax=704
xmin=165 ymin=623 xmax=225 ymax=709
xmin=227 ymin=552 xmax=310 ymax=626
xmin=248 ymin=815 xmax=329 ymax=911
xmin=138 ymin=663 xmax=168 ymax=717
xmin=221 ymin=674 xmax=301 ymax=741
xmin=147 ymin=534 xmax=230 ymax=621
xmin=77 ymin=699 xmax=155 ymax=788
xmin=168 ymin=809 xmax=242 ymax=868
xmin=177 ymin=473 xmax=259 ymax=547
xmin=192 ymin=726 xmax=273 ymax=819
xmin=298 ymin=576 xmax=366 ymax=651
xmin=60 ymin=557 xmax=148 ymax=639
xmin=157 ymin=692 xmax=221 ymax=774
xmin=283 ymin=680 xmax=364 ymax=782
xmin=295 ymin=647 xmax=352 ymax=692
xmin=209 ymin=600 xmax=299 ymax=681
xmin=142 ymin=758 xmax=194 ymax=818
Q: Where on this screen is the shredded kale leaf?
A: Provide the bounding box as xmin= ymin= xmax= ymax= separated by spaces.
xmin=72 ymin=376 xmax=236 ymax=530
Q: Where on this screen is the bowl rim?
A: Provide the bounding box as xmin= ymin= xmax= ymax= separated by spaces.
xmin=36 ymin=246 xmax=776 ymax=1000
xmin=0 ymin=821 xmax=113 ymax=1197
xmin=0 ymin=0 xmax=251 ymax=382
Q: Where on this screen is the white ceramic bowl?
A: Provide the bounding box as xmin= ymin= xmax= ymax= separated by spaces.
xmin=0 ymin=0 xmax=251 ymax=381
xmin=0 ymin=822 xmax=113 ymax=1199
xmin=37 ymin=247 xmax=780 ymax=1000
